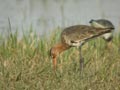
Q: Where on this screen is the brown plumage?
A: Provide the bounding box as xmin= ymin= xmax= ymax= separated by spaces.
xmin=50 ymin=25 xmax=113 ymax=71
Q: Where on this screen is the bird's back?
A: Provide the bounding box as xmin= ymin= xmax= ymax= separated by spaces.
xmin=61 ymin=25 xmax=113 ymax=46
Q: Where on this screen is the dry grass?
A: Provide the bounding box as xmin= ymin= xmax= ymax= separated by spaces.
xmin=0 ymin=28 xmax=120 ymax=90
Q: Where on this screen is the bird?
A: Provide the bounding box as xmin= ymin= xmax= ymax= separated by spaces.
xmin=89 ymin=19 xmax=115 ymax=42
xmin=89 ymin=19 xmax=115 ymax=49
xmin=50 ymin=25 xmax=114 ymax=71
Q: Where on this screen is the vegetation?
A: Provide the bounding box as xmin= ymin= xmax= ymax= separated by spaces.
xmin=0 ymin=28 xmax=120 ymax=90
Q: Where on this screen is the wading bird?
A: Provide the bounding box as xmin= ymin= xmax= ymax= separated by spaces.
xmin=50 ymin=25 xmax=114 ymax=71
xmin=89 ymin=19 xmax=115 ymax=42
xmin=89 ymin=19 xmax=115 ymax=49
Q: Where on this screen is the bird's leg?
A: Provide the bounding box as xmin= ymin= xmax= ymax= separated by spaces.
xmin=79 ymin=46 xmax=84 ymax=71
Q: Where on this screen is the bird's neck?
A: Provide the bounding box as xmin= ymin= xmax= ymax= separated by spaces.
xmin=56 ymin=43 xmax=71 ymax=54
xmin=51 ymin=43 xmax=70 ymax=71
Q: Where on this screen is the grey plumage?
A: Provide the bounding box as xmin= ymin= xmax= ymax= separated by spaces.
xmin=89 ymin=19 xmax=115 ymax=42
xmin=61 ymin=25 xmax=113 ymax=47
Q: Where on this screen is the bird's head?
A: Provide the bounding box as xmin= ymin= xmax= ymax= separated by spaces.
xmin=50 ymin=45 xmax=60 ymax=70
xmin=50 ymin=46 xmax=58 ymax=59
xmin=50 ymin=43 xmax=71 ymax=70
xmin=50 ymin=43 xmax=70 ymax=59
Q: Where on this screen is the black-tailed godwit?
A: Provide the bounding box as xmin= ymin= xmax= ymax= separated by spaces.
xmin=50 ymin=25 xmax=114 ymax=71
xmin=89 ymin=19 xmax=115 ymax=42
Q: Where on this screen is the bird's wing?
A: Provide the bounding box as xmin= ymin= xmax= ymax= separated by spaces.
xmin=61 ymin=25 xmax=112 ymax=46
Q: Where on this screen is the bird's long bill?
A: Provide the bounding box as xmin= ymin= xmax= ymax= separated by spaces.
xmin=53 ymin=57 xmax=57 ymax=71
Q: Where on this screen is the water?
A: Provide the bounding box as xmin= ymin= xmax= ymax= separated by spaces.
xmin=0 ymin=0 xmax=120 ymax=38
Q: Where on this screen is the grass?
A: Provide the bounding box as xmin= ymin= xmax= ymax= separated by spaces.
xmin=0 ymin=28 xmax=120 ymax=90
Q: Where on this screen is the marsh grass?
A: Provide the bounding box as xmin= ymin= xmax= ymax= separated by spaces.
xmin=0 ymin=28 xmax=120 ymax=90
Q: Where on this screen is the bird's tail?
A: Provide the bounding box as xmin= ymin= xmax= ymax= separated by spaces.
xmin=84 ymin=28 xmax=113 ymax=41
